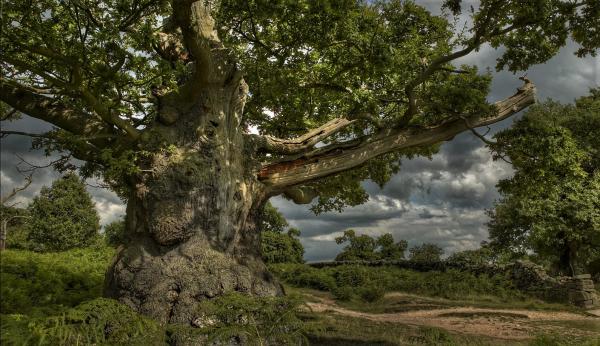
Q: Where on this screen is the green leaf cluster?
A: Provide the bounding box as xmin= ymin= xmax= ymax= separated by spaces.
xmin=0 ymin=205 xmax=29 ymax=250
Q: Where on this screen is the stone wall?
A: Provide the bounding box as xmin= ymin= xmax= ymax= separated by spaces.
xmin=566 ymin=275 xmax=598 ymax=309
xmin=508 ymin=260 xmax=599 ymax=308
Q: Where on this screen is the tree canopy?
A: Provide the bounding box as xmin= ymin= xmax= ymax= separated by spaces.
xmin=335 ymin=230 xmax=408 ymax=261
xmin=27 ymin=173 xmax=100 ymax=252
xmin=408 ymin=243 xmax=444 ymax=262
xmin=260 ymin=203 xmax=304 ymax=263
xmin=488 ymin=91 xmax=600 ymax=275
xmin=104 ymin=217 xmax=127 ymax=247
xmin=3 ymin=0 xmax=596 ymax=209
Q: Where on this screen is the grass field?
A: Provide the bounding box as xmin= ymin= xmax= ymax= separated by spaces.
xmin=1 ymin=248 xmax=599 ymax=345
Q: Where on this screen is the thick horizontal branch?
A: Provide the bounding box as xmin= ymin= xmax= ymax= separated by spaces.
xmin=0 ymin=80 xmax=110 ymax=139
xmin=0 ymin=130 xmax=53 ymax=139
xmin=258 ymin=80 xmax=536 ymax=190
xmin=251 ymin=118 xmax=356 ymax=155
xmin=0 ymin=130 xmax=103 ymax=163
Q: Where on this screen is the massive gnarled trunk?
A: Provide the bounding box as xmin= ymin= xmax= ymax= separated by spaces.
xmin=104 ymin=77 xmax=283 ymax=324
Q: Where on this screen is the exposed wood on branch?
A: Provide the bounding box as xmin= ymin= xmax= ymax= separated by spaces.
xmin=258 ymin=79 xmax=536 ymax=190
xmin=252 ymin=118 xmax=356 ymax=155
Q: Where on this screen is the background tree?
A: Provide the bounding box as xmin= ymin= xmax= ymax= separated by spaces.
xmin=488 ymin=91 xmax=600 ymax=275
xmin=446 ymin=242 xmax=498 ymax=266
xmin=408 ymin=243 xmax=444 ymax=262
xmin=335 ymin=230 xmax=407 ymax=261
xmin=260 ymin=203 xmax=304 ymax=264
xmin=377 ymin=233 xmax=409 ymax=261
xmin=27 ymin=173 xmax=100 ymax=252
xmin=335 ymin=230 xmax=378 ymax=261
xmin=1 ymin=0 xmax=597 ymax=325
xmin=104 ymin=217 xmax=127 ymax=247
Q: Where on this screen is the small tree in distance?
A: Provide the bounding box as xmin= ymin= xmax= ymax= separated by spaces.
xmin=104 ymin=217 xmax=127 ymax=247
xmin=335 ymin=230 xmax=408 ymax=261
xmin=260 ymin=203 xmax=304 ymax=264
xmin=377 ymin=233 xmax=409 ymax=261
xmin=488 ymin=91 xmax=600 ymax=275
xmin=408 ymin=243 xmax=444 ymax=262
xmin=27 ymin=173 xmax=100 ymax=252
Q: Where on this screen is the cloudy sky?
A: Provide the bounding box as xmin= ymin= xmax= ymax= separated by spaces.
xmin=1 ymin=1 xmax=598 ymax=261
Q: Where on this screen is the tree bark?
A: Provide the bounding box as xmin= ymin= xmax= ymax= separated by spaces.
xmin=104 ymin=80 xmax=282 ymax=325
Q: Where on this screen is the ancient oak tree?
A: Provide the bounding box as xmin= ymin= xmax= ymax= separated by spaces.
xmin=1 ymin=0 xmax=597 ymax=324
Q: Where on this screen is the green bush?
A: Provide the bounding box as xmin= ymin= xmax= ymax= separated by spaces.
xmin=0 ymin=247 xmax=114 ymax=315
xmin=1 ymin=206 xmax=30 ymax=250
xmin=1 ymin=298 xmax=165 ymax=346
xmin=358 ymin=285 xmax=385 ymax=303
xmin=408 ymin=243 xmax=444 ymax=262
xmin=327 ymin=265 xmax=399 ymax=292
xmin=198 ymin=292 xmax=307 ymax=345
xmin=269 ymin=263 xmax=337 ymax=291
xmin=331 ymin=286 xmax=354 ymax=301
xmin=271 ymin=263 xmax=527 ymax=303
xmin=330 ymin=265 xmax=371 ymax=287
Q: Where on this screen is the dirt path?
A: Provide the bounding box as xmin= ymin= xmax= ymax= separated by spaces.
xmin=305 ymin=293 xmax=600 ymax=340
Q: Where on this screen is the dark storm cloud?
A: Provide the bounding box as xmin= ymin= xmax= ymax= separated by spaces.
xmin=1 ymin=116 xmax=126 ymax=224
xmin=1 ymin=1 xmax=598 ymax=260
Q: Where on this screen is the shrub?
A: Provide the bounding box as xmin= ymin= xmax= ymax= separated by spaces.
xmin=198 ymin=292 xmax=307 ymax=345
xmin=358 ymin=285 xmax=385 ymax=303
xmin=269 ymin=264 xmax=337 ymax=291
xmin=331 ymin=286 xmax=354 ymax=301
xmin=1 ymin=205 xmax=30 ymax=250
xmin=329 ymin=265 xmax=371 ymax=287
xmin=0 ymin=247 xmax=114 ymax=315
xmin=1 ymin=298 xmax=165 ymax=346
xmin=272 ymin=263 xmax=527 ymax=303
xmin=260 ymin=203 xmax=305 ymax=264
